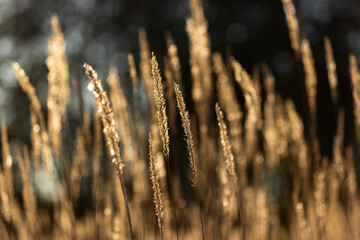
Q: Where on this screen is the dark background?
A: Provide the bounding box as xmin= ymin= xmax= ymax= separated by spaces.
xmin=1 ymin=0 xmax=360 ymax=159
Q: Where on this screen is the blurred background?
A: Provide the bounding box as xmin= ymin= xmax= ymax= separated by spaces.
xmin=1 ymin=0 xmax=360 ymax=174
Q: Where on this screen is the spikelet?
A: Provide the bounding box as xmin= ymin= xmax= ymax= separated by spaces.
xmin=46 ymin=14 xmax=70 ymax=157
xmin=84 ymin=63 xmax=124 ymax=171
xmin=215 ymin=103 xmax=237 ymax=184
xmin=324 ymin=37 xmax=338 ymax=105
xmin=281 ymin=0 xmax=301 ymax=56
xmin=151 ymin=53 xmax=170 ymax=160
xmin=174 ymin=83 xmax=199 ymax=187
xmin=12 ymin=62 xmax=53 ymax=173
xmin=149 ymin=133 xmax=165 ymax=235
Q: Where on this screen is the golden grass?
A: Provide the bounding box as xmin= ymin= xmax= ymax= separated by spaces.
xmin=1 ymin=0 xmax=360 ymax=239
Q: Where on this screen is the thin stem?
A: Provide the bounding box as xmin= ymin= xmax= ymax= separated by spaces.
xmin=117 ymin=170 xmax=134 ymax=240
xmin=195 ymin=187 xmax=206 ymax=240
xmin=164 ymin=156 xmax=180 ymax=240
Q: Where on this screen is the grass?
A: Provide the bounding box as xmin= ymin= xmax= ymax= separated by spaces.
xmin=1 ymin=0 xmax=360 ymax=239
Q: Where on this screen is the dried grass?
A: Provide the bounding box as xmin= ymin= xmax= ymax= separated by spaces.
xmin=2 ymin=0 xmax=360 ymax=239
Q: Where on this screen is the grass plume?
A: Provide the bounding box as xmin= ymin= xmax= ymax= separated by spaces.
xmin=174 ymin=82 xmax=205 ymax=240
xmin=84 ymin=62 xmax=134 ymax=239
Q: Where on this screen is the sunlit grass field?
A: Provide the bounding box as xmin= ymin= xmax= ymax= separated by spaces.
xmin=1 ymin=0 xmax=360 ymax=239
